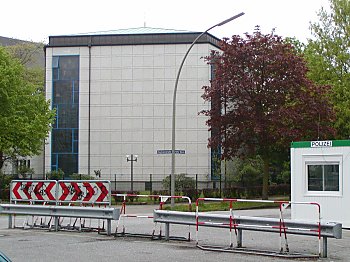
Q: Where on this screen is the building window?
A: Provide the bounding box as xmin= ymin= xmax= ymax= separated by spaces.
xmin=307 ymin=164 xmax=339 ymax=191
xmin=51 ymin=55 xmax=79 ymax=175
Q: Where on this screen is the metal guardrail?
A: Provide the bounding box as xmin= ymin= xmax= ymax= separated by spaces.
xmin=153 ymin=210 xmax=342 ymax=258
xmin=0 ymin=204 xmax=120 ymax=235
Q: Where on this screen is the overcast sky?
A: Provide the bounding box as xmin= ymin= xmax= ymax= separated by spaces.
xmin=1 ymin=0 xmax=330 ymax=43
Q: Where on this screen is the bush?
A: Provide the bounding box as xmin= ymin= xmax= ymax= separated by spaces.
xmin=46 ymin=169 xmax=64 ymax=180
xmin=70 ymin=173 xmax=94 ymax=180
xmin=269 ymin=184 xmax=290 ymax=196
xmin=162 ymin=174 xmax=195 ymax=193
xmin=110 ymin=190 xmax=140 ymax=203
xmin=202 ymin=188 xmax=220 ymax=198
xmin=182 ymin=188 xmax=200 ymax=201
xmin=0 ymin=172 xmax=12 ymax=201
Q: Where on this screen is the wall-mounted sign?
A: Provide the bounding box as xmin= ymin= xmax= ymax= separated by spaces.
xmin=157 ymin=150 xmax=185 ymax=154
xmin=311 ymin=141 xmax=332 ymax=148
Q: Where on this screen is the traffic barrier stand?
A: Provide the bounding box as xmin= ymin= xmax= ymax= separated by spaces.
xmin=54 ymin=203 xmax=80 ymax=231
xmin=195 ymin=198 xmax=322 ymax=257
xmin=54 ymin=203 xmax=107 ymax=234
xmin=14 ymin=201 xmax=56 ymax=230
xmin=113 ymin=194 xmax=192 ymax=241
xmin=7 ymin=179 xmax=114 ymax=235
xmin=24 ymin=201 xmax=55 ymax=230
xmin=10 ymin=180 xmax=58 ymax=230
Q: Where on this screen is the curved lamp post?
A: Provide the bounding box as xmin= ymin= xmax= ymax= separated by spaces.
xmin=170 ymin=12 xmax=245 ymax=206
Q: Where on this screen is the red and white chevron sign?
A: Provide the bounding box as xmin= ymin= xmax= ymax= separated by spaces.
xmin=57 ymin=181 xmax=110 ymax=204
xmin=11 ymin=180 xmax=57 ymax=202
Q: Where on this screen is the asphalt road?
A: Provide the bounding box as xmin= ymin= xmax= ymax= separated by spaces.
xmin=0 ymin=205 xmax=349 ymax=262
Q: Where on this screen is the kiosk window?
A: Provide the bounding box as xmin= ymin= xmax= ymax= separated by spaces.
xmin=307 ymin=164 xmax=339 ymax=191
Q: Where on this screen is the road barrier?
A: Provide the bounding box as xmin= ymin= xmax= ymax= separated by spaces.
xmin=153 ymin=198 xmax=342 ymax=258
xmin=7 ymin=180 xmax=113 ymax=234
xmin=10 ymin=180 xmax=111 ymax=205
xmin=112 ymin=193 xmax=191 ymax=240
xmin=0 ymin=204 xmax=119 ymax=235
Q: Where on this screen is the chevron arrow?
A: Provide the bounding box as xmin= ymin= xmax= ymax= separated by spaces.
xmin=12 ymin=182 xmax=22 ymax=200
xmin=71 ymin=182 xmax=82 ymax=201
xmin=45 ymin=182 xmax=56 ymax=201
xmin=59 ymin=182 xmax=69 ymax=201
xmin=23 ymin=182 xmax=33 ymax=200
xmin=83 ymin=182 xmax=95 ymax=202
xmin=34 ymin=182 xmax=44 ymax=201
xmin=96 ymin=182 xmax=108 ymax=202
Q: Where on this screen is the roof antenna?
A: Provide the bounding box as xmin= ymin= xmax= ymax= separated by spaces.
xmin=144 ymin=12 xmax=146 ymax=27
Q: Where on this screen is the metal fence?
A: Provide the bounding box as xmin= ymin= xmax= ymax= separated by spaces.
xmin=1 ymin=173 xmax=291 ymax=200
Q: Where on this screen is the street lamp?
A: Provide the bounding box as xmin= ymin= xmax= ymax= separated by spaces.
xmin=170 ymin=12 xmax=245 ymax=206
xmin=126 ymin=154 xmax=138 ymax=192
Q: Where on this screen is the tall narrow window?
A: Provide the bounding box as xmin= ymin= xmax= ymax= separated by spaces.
xmin=51 ymin=56 xmax=79 ymax=176
xmin=210 ymin=64 xmax=221 ymax=180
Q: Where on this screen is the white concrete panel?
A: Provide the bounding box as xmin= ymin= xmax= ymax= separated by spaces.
xmin=122 ymin=68 xmax=132 ymax=80
xmin=142 ymin=130 xmax=154 ymax=142
xmin=133 ymin=56 xmax=143 ymax=67
xmin=144 ymin=56 xmax=154 ymax=67
xmin=144 ymin=45 xmax=153 ymax=54
xmin=143 ymin=118 xmax=154 ymax=129
xmin=142 ymin=105 xmax=153 ymax=117
xmin=112 ymin=56 xmax=122 ymax=67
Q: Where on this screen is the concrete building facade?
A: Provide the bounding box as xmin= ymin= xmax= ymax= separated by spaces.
xmin=44 ymin=28 xmax=221 ymax=182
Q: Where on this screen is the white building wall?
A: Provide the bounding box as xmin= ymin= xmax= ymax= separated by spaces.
xmin=45 ymin=43 xmax=216 ymax=181
xmin=291 ymin=145 xmax=350 ymax=227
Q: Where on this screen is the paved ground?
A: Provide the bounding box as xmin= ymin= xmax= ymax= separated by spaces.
xmin=0 ymin=205 xmax=349 ymax=262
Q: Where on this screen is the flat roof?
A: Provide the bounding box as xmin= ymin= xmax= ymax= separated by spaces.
xmin=47 ymin=27 xmax=221 ymax=49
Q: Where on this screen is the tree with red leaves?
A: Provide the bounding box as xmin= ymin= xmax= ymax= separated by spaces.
xmin=201 ymin=28 xmax=335 ymax=199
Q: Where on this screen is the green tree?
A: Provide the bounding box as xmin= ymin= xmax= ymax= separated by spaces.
xmin=6 ymin=42 xmax=45 ymax=90
xmin=306 ymin=0 xmax=350 ymax=138
xmin=228 ymin=156 xmax=263 ymax=187
xmin=0 ymin=46 xmax=55 ymax=170
xmin=201 ymin=28 xmax=335 ymax=199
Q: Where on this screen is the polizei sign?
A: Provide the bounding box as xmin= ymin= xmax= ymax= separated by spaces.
xmin=311 ymin=141 xmax=333 ymax=148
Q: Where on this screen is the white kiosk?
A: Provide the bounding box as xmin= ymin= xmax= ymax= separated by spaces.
xmin=291 ymin=140 xmax=350 ymax=228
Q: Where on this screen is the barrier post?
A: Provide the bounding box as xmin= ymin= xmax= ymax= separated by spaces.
xmin=8 ymin=215 xmax=12 ymax=229
xmin=165 ymin=223 xmax=170 ymax=241
xmin=237 ymin=228 xmax=242 ymax=248
xmin=322 ymin=237 xmax=327 ymax=258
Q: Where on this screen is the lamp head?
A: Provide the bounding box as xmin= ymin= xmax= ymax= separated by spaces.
xmin=217 ymin=12 xmax=245 ymax=27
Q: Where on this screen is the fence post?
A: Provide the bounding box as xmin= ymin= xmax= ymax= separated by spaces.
xmin=169 ymin=174 xmax=171 ymax=195
xmin=219 ymin=172 xmax=222 ymax=197
xmin=114 ymin=174 xmax=117 ymax=191
xmin=150 ymin=174 xmax=152 ymax=194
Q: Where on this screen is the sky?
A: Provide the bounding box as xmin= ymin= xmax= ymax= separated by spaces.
xmin=1 ymin=0 xmax=330 ymax=43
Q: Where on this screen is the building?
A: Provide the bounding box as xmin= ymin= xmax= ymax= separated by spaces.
xmin=291 ymin=140 xmax=350 ymax=228
xmin=44 ymin=27 xmax=221 ymax=184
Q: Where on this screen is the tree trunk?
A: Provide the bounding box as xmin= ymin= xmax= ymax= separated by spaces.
xmin=262 ymin=156 xmax=270 ymax=200
xmin=0 ymin=151 xmax=4 ymax=171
